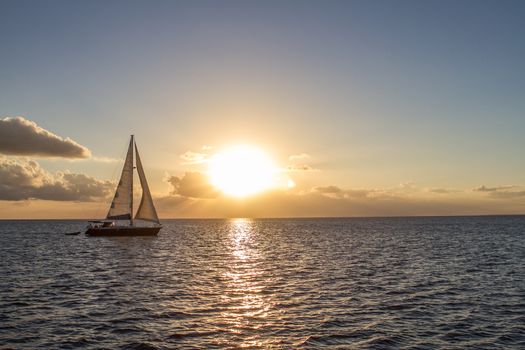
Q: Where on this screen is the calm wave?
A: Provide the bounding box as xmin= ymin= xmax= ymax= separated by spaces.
xmin=1 ymin=217 xmax=524 ymax=349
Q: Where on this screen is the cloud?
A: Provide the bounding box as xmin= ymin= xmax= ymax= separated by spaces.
xmin=0 ymin=116 xmax=90 ymax=158
xmin=427 ymin=188 xmax=460 ymax=194
xmin=0 ymin=157 xmax=112 ymax=201
xmin=287 ymin=164 xmax=315 ymax=171
xmin=314 ymin=185 xmax=343 ymax=194
xmin=179 ymin=145 xmax=216 ymax=165
xmin=180 ymin=151 xmax=209 ymax=165
xmin=313 ymin=186 xmax=388 ymax=199
xmin=474 ymin=185 xmax=517 ymax=192
xmin=288 ymin=153 xmax=310 ymax=161
xmin=179 ymin=144 xmax=218 ymax=165
xmin=287 ymin=153 xmax=316 ymax=172
xmin=314 ymin=185 xmax=344 ymax=195
xmin=473 ymin=185 xmax=525 ymax=198
xmin=166 ymin=171 xmax=219 ymax=199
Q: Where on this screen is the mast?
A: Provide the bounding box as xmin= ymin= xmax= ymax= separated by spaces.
xmin=130 ymin=135 xmax=134 ymax=226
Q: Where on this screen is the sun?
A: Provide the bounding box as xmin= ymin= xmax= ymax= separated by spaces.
xmin=208 ymin=145 xmax=278 ymax=197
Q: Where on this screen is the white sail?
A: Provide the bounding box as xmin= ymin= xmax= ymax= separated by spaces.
xmin=107 ymin=137 xmax=134 ymax=220
xmin=134 ymin=143 xmax=160 ymax=224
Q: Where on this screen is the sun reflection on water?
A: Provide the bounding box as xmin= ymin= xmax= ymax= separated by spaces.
xmin=230 ymin=218 xmax=252 ymax=260
xmin=220 ymin=218 xmax=273 ymax=347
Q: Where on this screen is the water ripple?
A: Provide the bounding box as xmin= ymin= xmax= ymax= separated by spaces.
xmin=0 ymin=216 xmax=524 ymax=348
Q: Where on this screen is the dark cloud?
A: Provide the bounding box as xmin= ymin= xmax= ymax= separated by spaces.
xmin=166 ymin=172 xmax=219 ymax=199
xmin=474 ymin=185 xmax=517 ymax=192
xmin=0 ymin=116 xmax=90 ymax=158
xmin=0 ymin=157 xmax=112 ymax=201
xmin=474 ymin=185 xmax=525 ymax=199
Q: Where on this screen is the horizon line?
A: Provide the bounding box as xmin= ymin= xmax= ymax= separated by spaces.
xmin=1 ymin=214 xmax=524 ymax=221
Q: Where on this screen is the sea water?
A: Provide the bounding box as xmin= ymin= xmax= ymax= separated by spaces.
xmin=0 ymin=216 xmax=524 ymax=349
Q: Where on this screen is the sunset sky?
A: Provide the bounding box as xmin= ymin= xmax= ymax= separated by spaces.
xmin=1 ymin=0 xmax=524 ymax=218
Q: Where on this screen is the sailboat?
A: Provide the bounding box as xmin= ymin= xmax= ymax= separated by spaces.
xmin=85 ymin=135 xmax=162 ymax=236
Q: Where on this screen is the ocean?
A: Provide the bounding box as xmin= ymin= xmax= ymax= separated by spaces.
xmin=0 ymin=216 xmax=523 ymax=349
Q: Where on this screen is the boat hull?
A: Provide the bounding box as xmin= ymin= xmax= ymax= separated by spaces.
xmin=85 ymin=226 xmax=161 ymax=236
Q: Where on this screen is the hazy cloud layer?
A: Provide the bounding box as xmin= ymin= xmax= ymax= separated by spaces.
xmin=153 ymin=179 xmax=525 ymax=218
xmin=166 ymin=172 xmax=219 ymax=199
xmin=2 ymin=170 xmax=524 ymax=218
xmin=0 ymin=157 xmax=112 ymax=201
xmin=0 ymin=116 xmax=90 ymax=158
xmin=155 ymin=188 xmax=525 ymax=218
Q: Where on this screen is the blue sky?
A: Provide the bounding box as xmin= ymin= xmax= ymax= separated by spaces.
xmin=1 ymin=0 xmax=524 ymax=217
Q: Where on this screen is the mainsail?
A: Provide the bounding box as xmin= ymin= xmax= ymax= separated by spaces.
xmin=107 ymin=137 xmax=134 ymax=220
xmin=134 ymin=143 xmax=160 ymax=224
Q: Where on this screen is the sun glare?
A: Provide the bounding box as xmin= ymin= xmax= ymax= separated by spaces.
xmin=208 ymin=145 xmax=277 ymax=197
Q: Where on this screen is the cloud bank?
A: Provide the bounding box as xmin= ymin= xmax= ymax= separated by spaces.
xmin=0 ymin=116 xmax=90 ymax=158
xmin=166 ymin=172 xmax=219 ymax=199
xmin=0 ymin=157 xmax=112 ymax=201
xmin=155 ymin=189 xmax=525 ymax=219
xmin=152 ymin=173 xmax=525 ymax=218
xmin=1 ymin=162 xmax=523 ymax=218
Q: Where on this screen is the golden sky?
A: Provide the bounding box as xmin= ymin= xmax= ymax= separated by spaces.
xmin=0 ymin=117 xmax=524 ymax=218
